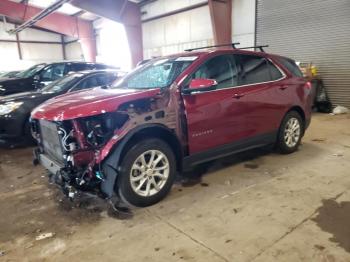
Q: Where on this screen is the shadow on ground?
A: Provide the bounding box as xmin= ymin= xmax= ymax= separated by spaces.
xmin=177 ymin=145 xmax=279 ymax=187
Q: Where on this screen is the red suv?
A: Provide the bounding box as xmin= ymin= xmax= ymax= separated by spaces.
xmin=32 ymin=46 xmax=313 ymax=207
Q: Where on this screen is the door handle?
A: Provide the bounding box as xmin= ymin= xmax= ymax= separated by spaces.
xmin=279 ymin=85 xmax=288 ymax=90
xmin=233 ymin=93 xmax=245 ymax=99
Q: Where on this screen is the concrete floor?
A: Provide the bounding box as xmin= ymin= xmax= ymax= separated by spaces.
xmin=0 ymin=113 xmax=350 ymax=262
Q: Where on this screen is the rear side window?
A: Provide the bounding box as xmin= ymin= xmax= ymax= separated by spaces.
xmin=192 ymin=55 xmax=238 ymax=89
xmin=235 ymin=55 xmax=283 ymax=85
xmin=235 ymin=55 xmax=271 ymax=85
xmin=277 ymin=57 xmax=303 ymax=77
xmin=68 ymin=63 xmax=90 ymax=72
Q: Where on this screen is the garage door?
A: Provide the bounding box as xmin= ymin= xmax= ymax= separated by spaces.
xmin=256 ymin=0 xmax=350 ymax=108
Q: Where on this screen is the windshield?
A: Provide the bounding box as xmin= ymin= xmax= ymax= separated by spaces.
xmin=40 ymin=73 xmax=83 ymax=93
xmin=16 ymin=64 xmax=46 ymax=78
xmin=113 ymin=56 xmax=197 ymax=89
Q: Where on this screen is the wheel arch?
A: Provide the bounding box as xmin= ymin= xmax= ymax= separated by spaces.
xmin=120 ymin=125 xmax=183 ymax=170
xmin=286 ymin=106 xmax=305 ymax=126
xmin=281 ymin=106 xmax=306 ymax=136
xmin=101 ymin=124 xmax=183 ymax=198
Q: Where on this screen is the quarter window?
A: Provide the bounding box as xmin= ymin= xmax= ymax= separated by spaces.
xmin=267 ymin=60 xmax=283 ymax=80
xmin=192 ymin=55 xmax=238 ymax=89
xmin=277 ymin=57 xmax=303 ymax=77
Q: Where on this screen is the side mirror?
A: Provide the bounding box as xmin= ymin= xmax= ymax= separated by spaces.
xmin=182 ymin=78 xmax=217 ymax=95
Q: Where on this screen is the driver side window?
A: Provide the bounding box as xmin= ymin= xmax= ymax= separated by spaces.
xmin=72 ymin=75 xmax=99 ymax=92
xmin=40 ymin=64 xmax=65 ymax=82
xmin=192 ymin=55 xmax=238 ymax=90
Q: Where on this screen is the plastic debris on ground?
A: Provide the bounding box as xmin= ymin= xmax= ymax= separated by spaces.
xmin=35 ymin=232 xmax=55 ymax=241
xmin=331 ymin=106 xmax=349 ymax=115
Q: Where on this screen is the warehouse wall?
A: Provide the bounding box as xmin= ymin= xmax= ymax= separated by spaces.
xmin=141 ymin=0 xmax=256 ymax=58
xmin=141 ymin=0 xmax=213 ymax=58
xmin=0 ymin=21 xmax=65 ymax=72
xmin=256 ymin=0 xmax=350 ymax=108
xmin=232 ymin=0 xmax=256 ymax=47
xmin=65 ymin=41 xmax=84 ymax=61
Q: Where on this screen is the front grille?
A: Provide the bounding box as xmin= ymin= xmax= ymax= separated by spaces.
xmin=39 ymin=120 xmax=64 ymax=164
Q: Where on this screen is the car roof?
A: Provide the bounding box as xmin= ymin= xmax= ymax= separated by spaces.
xmin=70 ymin=69 xmax=120 ymax=76
xmin=42 ymin=61 xmax=112 ymax=66
xmin=163 ymin=48 xmax=287 ymax=60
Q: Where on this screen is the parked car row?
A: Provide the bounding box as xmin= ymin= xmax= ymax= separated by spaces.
xmin=0 ymin=61 xmax=125 ymax=142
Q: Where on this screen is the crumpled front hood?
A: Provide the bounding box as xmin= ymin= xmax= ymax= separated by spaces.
xmin=31 ymin=87 xmax=161 ymax=121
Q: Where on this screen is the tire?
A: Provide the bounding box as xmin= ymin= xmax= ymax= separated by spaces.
xmin=116 ymin=138 xmax=176 ymax=207
xmin=24 ymin=120 xmax=36 ymax=145
xmin=277 ymin=111 xmax=304 ymax=154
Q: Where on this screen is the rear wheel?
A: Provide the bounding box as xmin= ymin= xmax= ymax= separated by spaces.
xmin=116 ymin=138 xmax=176 ymax=207
xmin=277 ymin=111 xmax=303 ymax=154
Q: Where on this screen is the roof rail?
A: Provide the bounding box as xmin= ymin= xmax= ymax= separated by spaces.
xmin=185 ymin=42 xmax=240 ymax=52
xmin=238 ymin=45 xmax=269 ymax=52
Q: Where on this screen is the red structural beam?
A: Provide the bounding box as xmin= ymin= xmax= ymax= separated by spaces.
xmin=0 ymin=0 xmax=96 ymax=62
xmin=71 ymin=0 xmax=143 ymax=68
xmin=208 ymin=0 xmax=232 ymax=46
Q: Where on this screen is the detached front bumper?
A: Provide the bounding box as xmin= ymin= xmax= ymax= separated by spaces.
xmin=33 ymin=148 xmax=114 ymax=199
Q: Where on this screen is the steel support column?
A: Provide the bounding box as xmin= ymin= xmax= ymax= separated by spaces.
xmin=208 ymin=0 xmax=232 ymax=46
xmin=0 ymin=0 xmax=96 ymax=62
xmin=71 ymin=0 xmax=143 ymax=67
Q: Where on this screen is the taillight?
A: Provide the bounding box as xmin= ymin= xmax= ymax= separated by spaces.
xmin=305 ymin=81 xmax=312 ymax=90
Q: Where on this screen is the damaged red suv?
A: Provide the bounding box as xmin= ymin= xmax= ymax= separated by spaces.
xmin=31 ymin=46 xmax=313 ymax=207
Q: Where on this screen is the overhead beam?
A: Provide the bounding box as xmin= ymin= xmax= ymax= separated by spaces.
xmin=8 ymin=0 xmax=71 ymax=35
xmin=71 ymin=0 xmax=143 ymax=67
xmin=0 ymin=0 xmax=96 ymax=62
xmin=208 ymin=0 xmax=232 ymax=46
xmin=142 ymin=1 xmax=208 ymax=23
xmin=72 ymin=10 xmax=86 ymax=17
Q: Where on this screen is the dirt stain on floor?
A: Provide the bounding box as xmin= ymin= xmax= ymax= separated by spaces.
xmin=312 ymin=198 xmax=350 ymax=253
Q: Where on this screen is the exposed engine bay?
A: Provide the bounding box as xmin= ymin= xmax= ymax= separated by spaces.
xmin=33 ymin=111 xmax=128 ymax=198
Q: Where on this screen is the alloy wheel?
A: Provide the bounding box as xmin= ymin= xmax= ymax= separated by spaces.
xmin=130 ymin=150 xmax=170 ymax=197
xmin=284 ymin=117 xmax=301 ymax=148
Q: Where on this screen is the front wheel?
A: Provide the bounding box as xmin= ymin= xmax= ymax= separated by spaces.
xmin=277 ymin=111 xmax=304 ymax=154
xmin=116 ymin=138 xmax=176 ymax=207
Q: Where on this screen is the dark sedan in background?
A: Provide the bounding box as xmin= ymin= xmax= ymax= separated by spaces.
xmin=0 ymin=70 xmax=21 ymax=78
xmin=0 ymin=61 xmax=115 ymax=97
xmin=0 ymin=69 xmax=121 ymax=141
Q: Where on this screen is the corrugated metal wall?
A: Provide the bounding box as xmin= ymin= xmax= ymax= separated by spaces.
xmin=256 ymin=0 xmax=350 ymax=108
